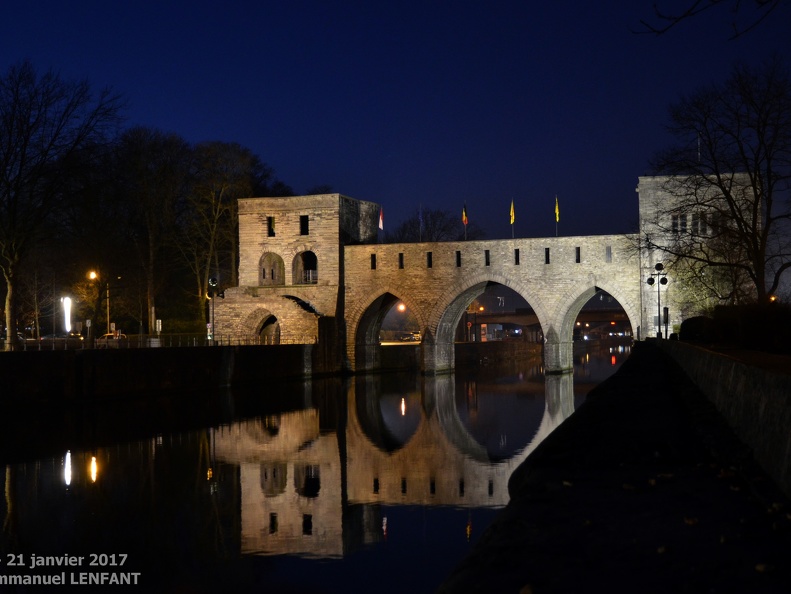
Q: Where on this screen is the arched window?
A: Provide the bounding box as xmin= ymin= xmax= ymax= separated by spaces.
xmin=259 ymin=253 xmax=285 ymax=286
xmin=293 ymin=250 xmax=318 ymax=284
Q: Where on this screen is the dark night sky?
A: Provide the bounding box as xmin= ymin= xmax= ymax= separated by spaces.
xmin=3 ymin=1 xmax=789 ymax=239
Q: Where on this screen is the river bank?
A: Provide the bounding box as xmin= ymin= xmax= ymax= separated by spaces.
xmin=438 ymin=341 xmax=791 ymax=593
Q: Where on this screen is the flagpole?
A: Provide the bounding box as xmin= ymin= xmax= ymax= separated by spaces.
xmin=554 ymin=195 xmax=559 ymax=237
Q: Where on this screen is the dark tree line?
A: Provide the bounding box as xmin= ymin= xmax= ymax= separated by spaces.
xmin=1 ymin=61 xmax=294 ymax=347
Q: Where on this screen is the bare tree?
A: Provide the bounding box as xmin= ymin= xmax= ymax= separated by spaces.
xmin=385 ymin=207 xmax=485 ymax=242
xmin=638 ymin=0 xmax=786 ymax=38
xmin=645 ymin=57 xmax=791 ymax=305
xmin=0 ymin=61 xmax=123 ymax=348
xmin=112 ymin=127 xmax=192 ymax=333
xmin=177 ymin=141 xmax=271 ymax=322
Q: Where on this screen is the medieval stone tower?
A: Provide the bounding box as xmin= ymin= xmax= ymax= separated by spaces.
xmin=214 ymin=194 xmax=380 ymax=347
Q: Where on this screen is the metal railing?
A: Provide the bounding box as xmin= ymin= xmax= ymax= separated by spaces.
xmin=3 ymin=334 xmax=317 ymax=351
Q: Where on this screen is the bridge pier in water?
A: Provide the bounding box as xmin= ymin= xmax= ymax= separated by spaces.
xmin=543 ymin=338 xmax=574 ymax=374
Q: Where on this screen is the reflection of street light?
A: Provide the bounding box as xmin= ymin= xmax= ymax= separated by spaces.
xmin=646 ymin=263 xmax=669 ymax=338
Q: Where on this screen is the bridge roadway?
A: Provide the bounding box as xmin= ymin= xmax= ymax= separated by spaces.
xmin=343 ymin=234 xmax=641 ymax=374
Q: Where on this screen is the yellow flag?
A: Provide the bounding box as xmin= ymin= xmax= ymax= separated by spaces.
xmin=554 ymin=196 xmax=559 ymax=223
xmin=462 ymin=203 xmax=468 ymax=225
xmin=509 ymin=200 xmax=515 ymax=225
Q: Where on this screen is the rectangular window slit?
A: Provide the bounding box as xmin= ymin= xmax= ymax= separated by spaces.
xmin=575 ymin=247 xmax=581 ymax=263
xmin=545 ymin=247 xmax=550 ymax=264
xmin=484 ymin=250 xmax=490 ymax=266
xmin=514 ymin=248 xmax=520 ymax=265
xmin=398 ymin=253 xmax=404 ymax=269
xmin=426 ymin=252 xmax=433 ymax=268
xmin=370 ymin=254 xmax=377 ymax=270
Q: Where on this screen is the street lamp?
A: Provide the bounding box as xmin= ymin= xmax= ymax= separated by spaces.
xmin=646 ymin=263 xmax=669 ymax=338
xmin=88 ymin=271 xmax=118 ymax=336
xmin=207 ymin=277 xmax=224 ymax=344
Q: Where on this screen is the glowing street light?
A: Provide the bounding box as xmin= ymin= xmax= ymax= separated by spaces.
xmin=61 ymin=297 xmax=72 ymax=333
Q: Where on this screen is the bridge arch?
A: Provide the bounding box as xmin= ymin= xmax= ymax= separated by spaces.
xmin=543 ymin=279 xmax=640 ymax=371
xmin=238 ymin=307 xmax=281 ymax=344
xmin=349 ymin=287 xmax=428 ymax=372
xmin=422 ymin=272 xmax=552 ymax=374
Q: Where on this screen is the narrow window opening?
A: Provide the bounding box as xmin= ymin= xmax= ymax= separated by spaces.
xmin=484 ymin=250 xmax=490 ymax=266
xmin=371 ymin=254 xmax=377 ymax=270
xmin=401 ymin=478 xmax=407 ymax=494
xmin=300 ymin=215 xmax=309 ymax=235
xmin=430 ymin=479 xmax=436 ymax=495
xmin=267 ymin=216 xmax=275 ymax=237
xmin=671 ymin=215 xmax=679 ymax=234
xmin=488 ymin=480 xmax=494 ymax=497
xmin=302 ymin=514 xmax=313 ymax=536
xmin=545 ymin=247 xmax=550 ymax=264
xmin=680 ymin=214 xmax=687 ymax=234
xmin=398 ymin=253 xmax=404 ymax=269
xmin=373 ymin=478 xmax=379 ymax=494
xmin=455 ymin=250 xmax=462 ymax=267
xmin=514 ymin=248 xmax=520 ymax=265
xmin=605 ymin=246 xmax=612 ymax=263
xmin=426 ymin=252 xmax=433 ymax=268
xmin=269 ymin=513 xmax=278 ymax=534
xmin=459 ymin=479 xmax=465 ymax=497
xmin=575 ymin=247 xmax=581 ymax=263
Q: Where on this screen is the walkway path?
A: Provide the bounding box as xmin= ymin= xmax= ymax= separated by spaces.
xmin=438 ymin=342 xmax=791 ymax=593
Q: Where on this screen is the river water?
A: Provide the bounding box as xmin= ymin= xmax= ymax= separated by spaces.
xmin=0 ymin=342 xmax=629 ymax=593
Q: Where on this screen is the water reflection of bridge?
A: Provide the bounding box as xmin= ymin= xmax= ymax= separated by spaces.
xmin=212 ymin=371 xmax=575 ymax=558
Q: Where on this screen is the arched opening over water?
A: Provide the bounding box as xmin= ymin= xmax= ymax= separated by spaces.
xmin=352 ymin=291 xmax=426 ymax=372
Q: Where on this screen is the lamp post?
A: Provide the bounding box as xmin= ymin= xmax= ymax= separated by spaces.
xmin=646 ymin=263 xmax=669 ymax=338
xmin=208 ymin=277 xmax=217 ymax=344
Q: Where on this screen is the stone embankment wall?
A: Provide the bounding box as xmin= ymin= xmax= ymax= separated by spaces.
xmin=657 ymin=340 xmax=791 ymax=497
xmin=1 ymin=345 xmax=323 ymax=402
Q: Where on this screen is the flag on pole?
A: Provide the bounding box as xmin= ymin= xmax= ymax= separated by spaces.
xmin=462 ymin=203 xmax=468 ymax=226
xmin=379 ymin=207 xmax=384 ymax=230
xmin=510 ymin=200 xmax=515 ymax=225
xmin=554 ymin=196 xmax=560 ymax=223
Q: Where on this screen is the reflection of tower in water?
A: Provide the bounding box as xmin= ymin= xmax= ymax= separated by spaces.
xmin=212 ymin=369 xmax=577 ymax=559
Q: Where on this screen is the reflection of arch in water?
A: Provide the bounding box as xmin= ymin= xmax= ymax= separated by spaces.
xmin=345 ymin=371 xmax=576 ymax=507
xmin=353 ymin=374 xmax=425 ymax=453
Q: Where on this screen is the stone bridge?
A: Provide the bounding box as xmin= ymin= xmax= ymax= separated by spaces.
xmin=345 ymin=234 xmax=641 ymax=373
xmin=215 ymin=194 xmax=644 ymax=375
